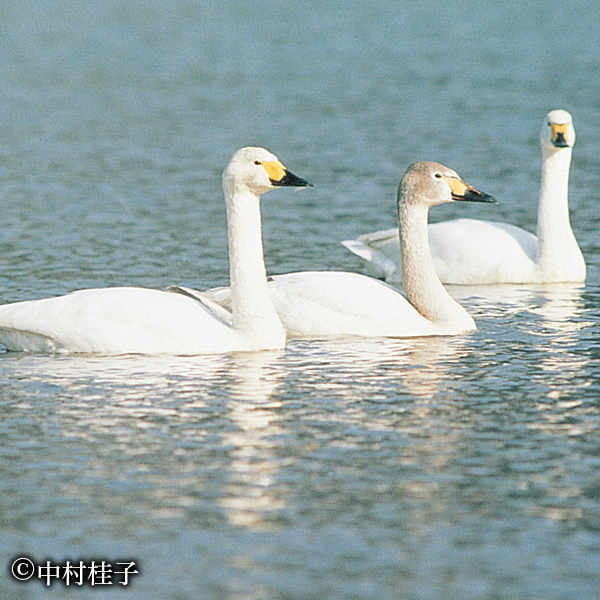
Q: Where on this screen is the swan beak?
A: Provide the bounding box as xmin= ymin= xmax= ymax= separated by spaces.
xmin=445 ymin=176 xmax=497 ymax=204
xmin=263 ymin=160 xmax=313 ymax=187
xmin=550 ymin=123 xmax=570 ymax=148
xmin=274 ymin=169 xmax=314 ymax=188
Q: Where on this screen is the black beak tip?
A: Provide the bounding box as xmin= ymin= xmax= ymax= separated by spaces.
xmin=481 ymin=192 xmax=498 ymax=204
xmin=272 ymin=170 xmax=313 ymax=188
xmin=453 ymin=190 xmax=498 ymax=204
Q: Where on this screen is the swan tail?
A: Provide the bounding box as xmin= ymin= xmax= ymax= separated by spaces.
xmin=0 ymin=327 xmax=60 ymax=353
xmin=341 ymin=239 xmax=398 ymax=280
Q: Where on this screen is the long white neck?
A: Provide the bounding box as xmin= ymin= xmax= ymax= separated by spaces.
xmin=535 ymin=146 xmax=578 ymax=265
xmin=400 ymin=202 xmax=475 ymax=332
xmin=226 ymin=189 xmax=285 ymax=346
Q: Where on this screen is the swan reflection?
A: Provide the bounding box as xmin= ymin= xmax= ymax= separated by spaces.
xmin=219 ymin=351 xmax=285 ymax=528
xmin=286 ymin=334 xmax=471 ymax=402
xmin=448 ymin=283 xmax=590 ymax=328
xmin=450 ymin=283 xmax=597 ymax=440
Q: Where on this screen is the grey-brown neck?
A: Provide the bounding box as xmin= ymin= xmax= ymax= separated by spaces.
xmin=399 ymin=197 xmax=475 ymax=332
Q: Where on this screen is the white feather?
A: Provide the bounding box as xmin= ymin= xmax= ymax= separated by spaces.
xmin=343 ymin=110 xmax=585 ymax=285
xmin=201 ymin=162 xmax=495 ymax=338
xmin=0 ymin=147 xmax=310 ymax=354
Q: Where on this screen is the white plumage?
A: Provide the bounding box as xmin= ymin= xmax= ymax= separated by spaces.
xmin=0 ymin=147 xmax=311 ymax=354
xmin=343 ymin=110 xmax=585 ymax=285
xmin=192 ymin=161 xmax=496 ymax=338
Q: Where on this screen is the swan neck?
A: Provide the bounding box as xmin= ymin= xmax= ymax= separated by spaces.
xmin=400 ymin=203 xmax=472 ymax=328
xmin=226 ymin=189 xmax=284 ymax=340
xmin=536 ymin=147 xmax=572 ymax=242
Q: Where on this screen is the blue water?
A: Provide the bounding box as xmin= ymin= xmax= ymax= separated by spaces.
xmin=1 ymin=1 xmax=600 ymax=598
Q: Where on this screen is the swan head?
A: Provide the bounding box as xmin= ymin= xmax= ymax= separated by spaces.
xmin=223 ymin=147 xmax=312 ymax=198
xmin=541 ymin=109 xmax=575 ymax=153
xmin=398 ymin=161 xmax=496 ymax=209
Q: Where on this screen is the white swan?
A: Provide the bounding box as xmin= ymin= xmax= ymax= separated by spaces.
xmin=0 ymin=147 xmax=311 ymax=354
xmin=177 ymin=162 xmax=495 ymax=338
xmin=342 ymin=110 xmax=585 ymax=285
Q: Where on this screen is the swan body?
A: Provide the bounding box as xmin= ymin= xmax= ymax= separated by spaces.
xmin=0 ymin=287 xmax=245 ymax=354
xmin=343 ymin=110 xmax=585 ymax=285
xmin=179 ymin=272 xmax=444 ymax=338
xmin=0 ymin=147 xmax=311 ymax=354
xmin=193 ymin=162 xmax=495 ymax=338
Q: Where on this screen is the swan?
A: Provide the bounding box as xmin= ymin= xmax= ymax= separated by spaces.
xmin=175 ymin=162 xmax=496 ymax=338
xmin=342 ymin=110 xmax=585 ymax=284
xmin=0 ymin=147 xmax=312 ymax=354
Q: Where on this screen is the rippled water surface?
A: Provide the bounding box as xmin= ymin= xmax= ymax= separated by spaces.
xmin=2 ymin=1 xmax=600 ymax=599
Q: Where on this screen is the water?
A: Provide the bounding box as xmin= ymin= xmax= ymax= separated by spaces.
xmin=1 ymin=0 xmax=600 ymax=598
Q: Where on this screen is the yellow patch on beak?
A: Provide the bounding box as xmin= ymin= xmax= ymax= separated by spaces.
xmin=442 ymin=175 xmax=469 ymax=198
xmin=551 ymin=123 xmax=568 ymax=144
xmin=262 ymin=160 xmax=287 ymax=183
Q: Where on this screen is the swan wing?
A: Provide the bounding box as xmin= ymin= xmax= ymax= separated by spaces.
xmin=429 ymin=219 xmax=537 ymax=284
xmin=343 ymin=220 xmax=538 ymax=285
xmin=167 ymin=286 xmax=233 ymax=325
xmin=270 ymin=271 xmax=437 ymax=338
xmin=200 ymin=272 xmax=438 ymax=338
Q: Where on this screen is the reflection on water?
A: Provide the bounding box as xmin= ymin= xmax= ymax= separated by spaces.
xmin=220 ymin=351 xmax=285 ymax=529
xmin=2 ymin=337 xmax=478 ymax=535
xmin=451 ymin=283 xmax=599 ymax=424
xmin=2 ymin=319 xmax=600 ymax=598
xmin=3 ymin=0 xmax=600 ymax=595
xmin=285 ymin=334 xmax=472 ymax=400
xmin=448 ymin=283 xmax=590 ymax=325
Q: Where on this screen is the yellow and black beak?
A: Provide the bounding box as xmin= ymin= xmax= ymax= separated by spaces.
xmin=443 ymin=176 xmax=497 ymax=204
xmin=262 ymin=160 xmax=313 ymax=188
xmin=550 ymin=123 xmax=570 ymax=148
xmin=274 ymin=169 xmax=313 ymax=188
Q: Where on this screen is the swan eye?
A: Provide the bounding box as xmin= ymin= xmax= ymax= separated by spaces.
xmin=254 ymin=160 xmax=262 ymax=166
xmin=434 ymin=173 xmax=442 ymax=179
